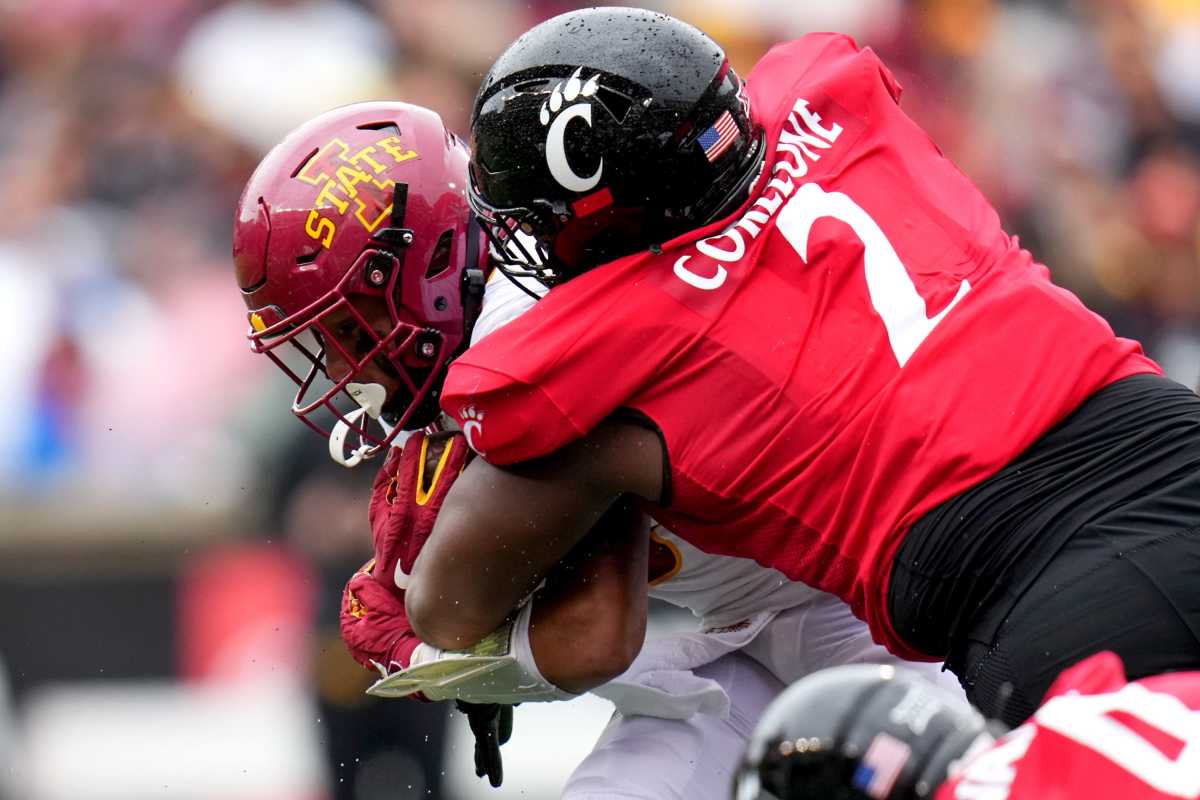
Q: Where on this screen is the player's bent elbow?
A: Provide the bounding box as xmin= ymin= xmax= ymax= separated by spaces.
xmin=545 ymin=653 xmax=633 ymax=694
xmin=404 ymin=575 xmax=493 ymax=651
xmin=541 ymin=655 xmax=638 ymax=694
xmin=532 ymin=594 xmax=646 ymax=694
xmin=571 ymin=613 xmax=644 ymax=691
xmin=403 ymin=576 xmax=440 ymax=646
xmin=607 ymin=609 xmax=647 ymax=678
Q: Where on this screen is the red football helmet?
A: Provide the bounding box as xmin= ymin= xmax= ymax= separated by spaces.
xmin=233 ymin=102 xmax=485 ymax=465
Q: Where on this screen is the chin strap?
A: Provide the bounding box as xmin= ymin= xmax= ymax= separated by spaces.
xmin=461 ymin=219 xmax=488 ymax=341
xmin=329 ymin=382 xmax=411 ymax=467
xmin=329 ymin=407 xmax=376 ymax=468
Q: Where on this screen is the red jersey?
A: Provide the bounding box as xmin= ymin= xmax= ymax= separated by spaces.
xmin=442 ymin=34 xmax=1157 ymax=658
xmin=940 ymin=652 xmax=1200 ymax=799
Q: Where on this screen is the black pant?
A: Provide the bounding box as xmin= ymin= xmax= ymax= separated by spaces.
xmin=955 ymin=521 xmax=1200 ymax=726
xmin=889 ymin=374 xmax=1200 ymax=727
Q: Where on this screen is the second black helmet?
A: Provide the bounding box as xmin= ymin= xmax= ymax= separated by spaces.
xmin=733 ymin=664 xmax=1004 ymax=800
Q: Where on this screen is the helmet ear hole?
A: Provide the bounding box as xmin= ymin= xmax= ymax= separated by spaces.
xmin=290 ymin=147 xmax=320 ymax=178
xmin=425 ymin=230 xmax=455 ymax=279
xmin=355 ymin=121 xmax=401 ymax=135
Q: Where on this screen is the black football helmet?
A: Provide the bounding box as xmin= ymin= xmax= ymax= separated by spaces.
xmin=468 ymin=7 xmax=764 ymax=287
xmin=733 ymin=665 xmax=1004 ymax=800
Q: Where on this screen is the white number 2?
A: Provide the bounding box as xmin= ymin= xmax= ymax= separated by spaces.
xmin=777 ymin=182 xmax=971 ymax=367
xmin=1035 ymin=683 xmax=1200 ymax=796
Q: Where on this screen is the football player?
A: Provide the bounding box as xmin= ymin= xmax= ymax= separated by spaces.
xmin=233 ymin=101 xmax=658 ymax=785
xmin=410 ymin=7 xmax=1200 ymax=729
xmin=734 ymin=651 xmax=1200 ymax=799
xmin=232 ymin=101 xmax=963 ymax=797
xmin=231 ymin=101 xmax=529 ymax=785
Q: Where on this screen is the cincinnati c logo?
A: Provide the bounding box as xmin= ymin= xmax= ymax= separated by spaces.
xmin=540 ymin=68 xmax=603 ymax=193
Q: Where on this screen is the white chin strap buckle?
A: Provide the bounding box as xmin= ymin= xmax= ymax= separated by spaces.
xmin=329 ymin=406 xmax=375 ymax=468
xmin=328 ymin=383 xmax=410 ymax=467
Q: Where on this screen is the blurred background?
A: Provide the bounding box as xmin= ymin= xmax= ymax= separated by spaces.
xmin=0 ymin=0 xmax=1198 ymax=797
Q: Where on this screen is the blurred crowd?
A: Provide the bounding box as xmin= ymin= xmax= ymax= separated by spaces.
xmin=0 ymin=0 xmax=1197 ymax=796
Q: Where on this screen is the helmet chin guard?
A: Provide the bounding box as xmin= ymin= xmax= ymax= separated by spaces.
xmin=346 ymin=382 xmax=388 ymax=419
xmin=233 ymin=102 xmax=485 ymax=465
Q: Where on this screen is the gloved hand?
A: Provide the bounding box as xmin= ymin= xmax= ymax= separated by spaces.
xmin=339 ymin=430 xmax=519 ymax=786
xmin=339 ymin=430 xmax=469 ymax=674
xmin=456 ymin=701 xmax=515 ymax=788
xmin=367 ymin=429 xmax=469 ymax=595
xmin=339 ymin=560 xmax=422 ymax=675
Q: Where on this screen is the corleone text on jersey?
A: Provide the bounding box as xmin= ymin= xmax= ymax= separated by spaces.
xmin=673 ymin=96 xmax=846 ymax=292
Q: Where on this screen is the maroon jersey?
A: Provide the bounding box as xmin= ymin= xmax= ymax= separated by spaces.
xmin=442 ymin=34 xmax=1157 ymax=658
xmin=940 ymin=652 xmax=1200 ymax=799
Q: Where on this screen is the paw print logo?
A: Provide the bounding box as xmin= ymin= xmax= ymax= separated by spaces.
xmin=539 ymin=67 xmax=604 ymax=193
xmin=539 ymin=68 xmax=601 ymax=126
xmin=459 ymin=405 xmax=486 ymax=455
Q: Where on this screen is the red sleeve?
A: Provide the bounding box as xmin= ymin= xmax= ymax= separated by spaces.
xmin=441 ymin=361 xmax=587 ymax=465
xmin=441 ymin=262 xmax=676 ymax=464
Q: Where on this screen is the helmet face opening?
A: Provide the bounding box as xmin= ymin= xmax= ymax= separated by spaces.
xmin=247 ymin=248 xmax=450 ymax=453
xmin=233 ymin=102 xmax=480 ymax=464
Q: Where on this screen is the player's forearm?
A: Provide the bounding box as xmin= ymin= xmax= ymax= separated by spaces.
xmin=407 ymin=420 xmax=663 ymax=650
xmin=406 ymin=456 xmax=615 ymax=649
xmin=529 ymin=500 xmax=650 ymax=692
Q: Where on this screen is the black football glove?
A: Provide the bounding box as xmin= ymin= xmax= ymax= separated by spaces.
xmin=456 ymin=701 xmax=514 ymax=787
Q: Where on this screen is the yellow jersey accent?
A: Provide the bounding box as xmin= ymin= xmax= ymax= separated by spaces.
xmin=647 ymin=526 xmax=684 ymax=587
xmin=415 ymin=436 xmax=457 ymax=506
xmin=348 ymin=591 xmax=368 ymax=619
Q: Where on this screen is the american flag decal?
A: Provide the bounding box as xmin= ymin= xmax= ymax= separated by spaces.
xmin=697 ymin=110 xmax=740 ymax=163
xmin=852 ymin=733 xmax=912 ymax=799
